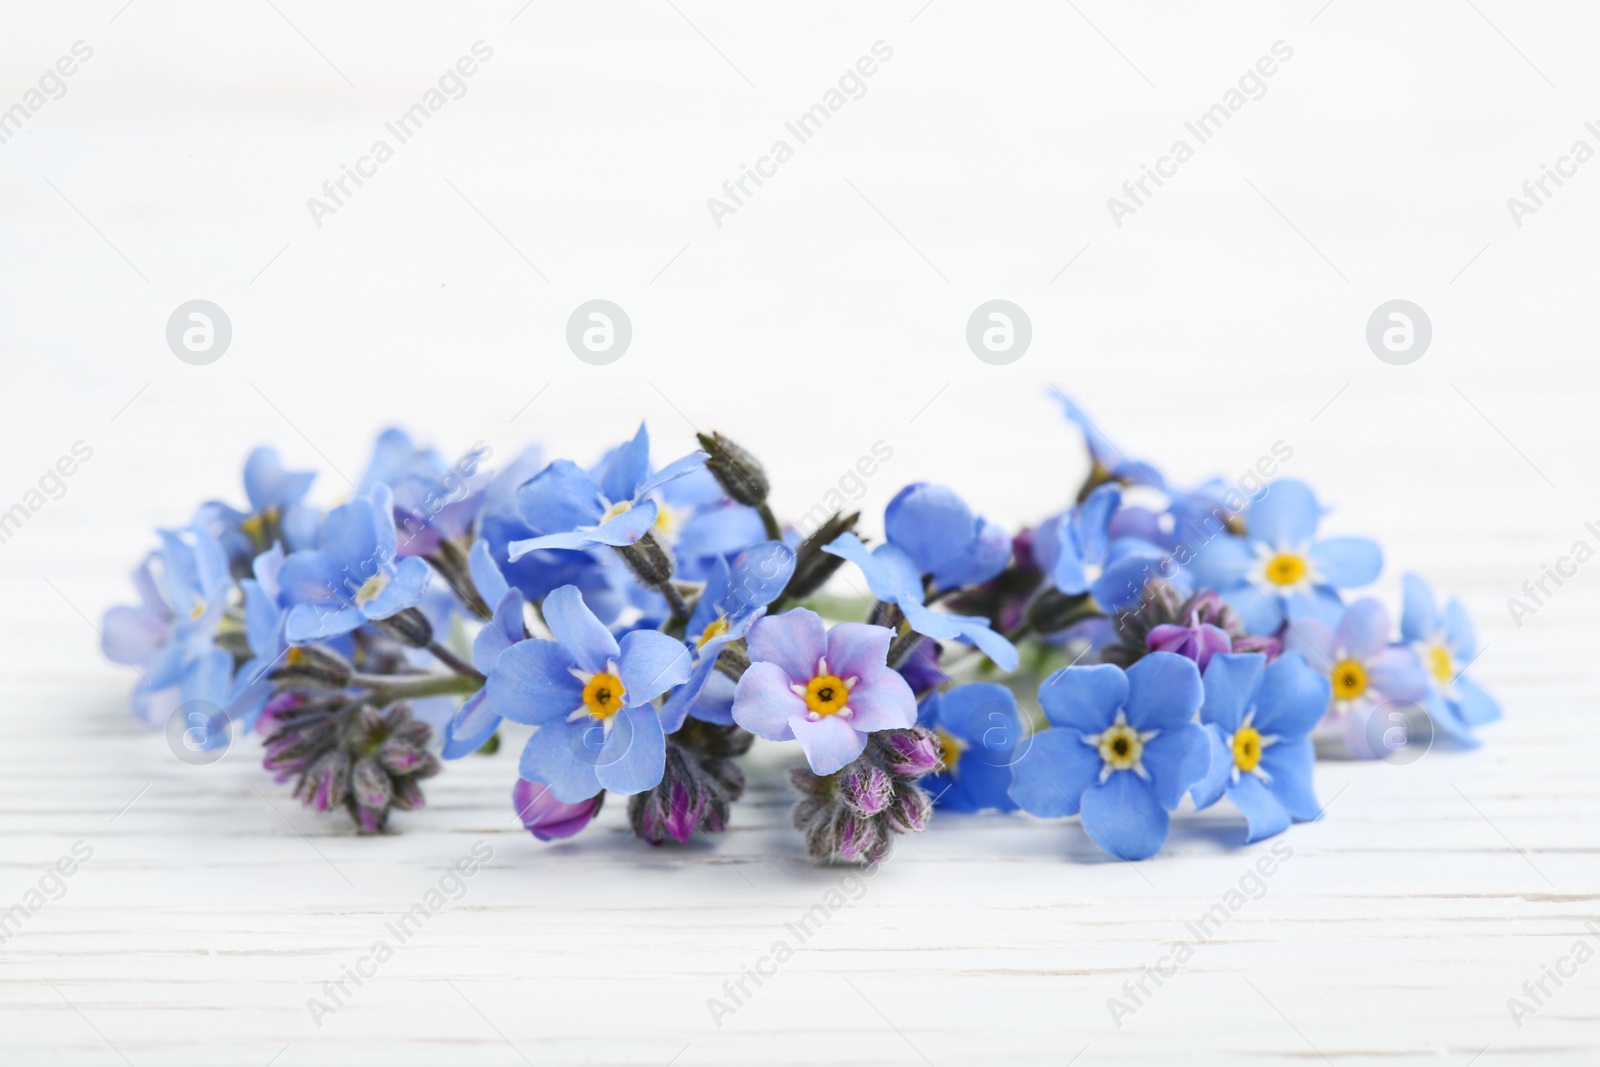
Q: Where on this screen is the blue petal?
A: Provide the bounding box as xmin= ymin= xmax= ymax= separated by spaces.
xmin=472 ymin=589 xmax=527 ymax=674
xmin=241 ymin=579 xmax=283 ymax=660
xmin=823 ymin=533 xmax=923 ymax=603
xmin=1454 ymin=675 xmax=1502 ymax=727
xmin=1425 ymin=691 xmax=1481 ymax=747
xmin=1078 ymin=771 xmax=1169 ymax=861
xmin=898 ymin=601 xmax=1018 ymax=671
xmin=1141 ymin=723 xmax=1212 ymax=810
xmin=1258 ymin=737 xmax=1319 ymax=821
xmin=367 ymin=484 xmax=399 ymax=565
xmin=1123 ymin=652 xmax=1203 ymax=733
xmin=1444 ymin=598 xmax=1478 ymax=661
xmin=487 ymin=639 xmax=584 ymax=725
xmin=1200 ymin=653 xmax=1267 ymax=734
xmin=1190 ymin=724 xmax=1231 ymax=810
xmin=790 ymin=714 xmax=869 ymax=775
xmin=598 ymin=422 xmax=652 ymax=505
xmin=884 ymin=483 xmax=975 ymax=578
xmin=1228 ymin=774 xmax=1292 ymax=843
xmin=542 ymin=585 xmax=622 ymax=674
xmin=675 ymin=504 xmax=765 ymax=561
xmin=516 ymin=460 xmax=605 ymax=535
xmin=745 ymin=608 xmax=827 ymax=686
xmin=725 ymin=540 xmax=796 ymax=614
xmin=1309 ymin=537 xmax=1383 ymax=589
xmin=1037 ymin=663 xmax=1128 ymax=733
xmin=594 ymin=704 xmax=667 ymax=795
xmin=618 ymin=629 xmax=693 ymax=704
xmin=1093 ymin=540 xmax=1168 ymax=611
xmin=936 ymin=683 xmax=1021 ymax=759
xmin=1253 ymin=652 xmax=1331 ymax=738
xmin=442 ymin=690 xmax=501 ymax=759
xmin=317 ymin=496 xmax=383 ymax=578
xmin=1336 ymin=597 xmax=1393 ymax=661
xmin=1248 ymin=479 xmax=1320 ymax=549
xmin=938 ymin=755 xmax=1018 ymax=812
xmin=284 ymin=602 xmax=364 ymax=643
xmin=1072 ymin=484 xmax=1120 ymax=566
xmin=243 ymin=446 xmax=315 ymax=513
xmin=635 ymin=449 xmax=710 ymax=499
xmin=933 ymin=516 xmax=1011 ymax=590
xmin=359 ymin=557 xmax=431 ymax=620
xmin=1006 ymin=729 xmax=1100 ymax=817
xmin=1189 ymin=536 xmax=1255 ymax=592
xmin=278 ymin=550 xmax=348 ymax=607
xmin=1399 ymin=573 xmax=1438 ymax=644
xmin=518 ymin=722 xmax=603 ymax=802
xmin=469 ymin=539 xmax=510 ymax=607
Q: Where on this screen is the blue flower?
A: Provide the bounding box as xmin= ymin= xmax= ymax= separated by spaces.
xmin=507 ymin=423 xmax=707 ymax=556
xmin=101 ymin=522 xmax=232 ymax=727
xmin=1399 ymin=573 xmax=1501 ymax=746
xmin=1034 ymin=484 xmax=1170 ymax=613
xmin=881 ymin=483 xmax=1011 ymax=591
xmin=822 ymin=532 xmax=1019 ymax=671
xmin=653 ymin=465 xmax=768 ymax=580
xmin=277 ymin=485 xmax=433 ymax=642
xmin=916 ymin=683 xmax=1022 ymax=813
xmin=439 ymin=542 xmax=531 ymax=759
xmin=661 ymin=539 xmax=796 ymax=730
xmin=1008 ymin=653 xmax=1210 ymax=861
xmin=359 ymin=428 xmax=494 ymax=557
xmin=1190 ymin=478 xmax=1382 ymax=634
xmin=197 ymin=447 xmax=319 ymax=564
xmin=1284 ymin=597 xmax=1428 ymax=759
xmin=1190 ymin=652 xmax=1329 ymax=842
xmin=486 ymin=585 xmax=692 ymax=801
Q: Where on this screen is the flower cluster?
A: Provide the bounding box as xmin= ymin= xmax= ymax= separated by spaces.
xmin=101 ymin=399 xmax=1501 ymax=861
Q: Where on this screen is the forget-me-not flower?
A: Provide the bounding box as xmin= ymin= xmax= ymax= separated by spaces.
xmin=1399 ymin=573 xmax=1501 ymax=746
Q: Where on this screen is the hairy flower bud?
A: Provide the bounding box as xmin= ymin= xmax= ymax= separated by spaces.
xmin=783 ymin=511 xmax=859 ymax=601
xmin=262 ymin=701 xmax=439 ymax=833
xmin=629 ymin=722 xmax=750 ymax=845
xmin=373 ymin=607 xmax=434 ymax=648
xmin=617 ymin=532 xmax=675 ymax=587
xmin=871 ymin=727 xmax=943 ymax=777
xmin=696 ymin=432 xmax=769 ymax=507
xmin=884 ymin=782 xmax=933 ymax=834
xmin=269 ymin=644 xmax=353 ymax=689
xmin=1025 ymin=586 xmax=1099 ymax=634
xmin=838 ymin=762 xmax=894 ymax=816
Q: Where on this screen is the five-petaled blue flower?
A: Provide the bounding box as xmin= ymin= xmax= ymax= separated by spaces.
xmin=508 ymin=423 xmax=706 ymax=556
xmin=823 ymin=532 xmax=1019 ymax=671
xmin=1008 ymin=653 xmax=1211 ymax=861
xmin=1399 ymin=573 xmax=1501 ymax=746
xmin=440 ymin=542 xmax=532 ymax=759
xmin=278 ymin=485 xmax=433 ymax=643
xmin=487 ymin=585 xmax=692 ymax=801
xmin=661 ymin=539 xmax=795 ymax=730
xmin=1284 ymin=596 xmax=1427 ymax=760
xmin=1191 ymin=478 xmax=1382 ymax=634
xmin=917 ymin=682 xmax=1022 ymax=813
xmin=1190 ymin=652 xmax=1329 ymax=842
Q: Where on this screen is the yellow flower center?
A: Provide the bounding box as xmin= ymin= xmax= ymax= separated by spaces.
xmin=1428 ymin=644 xmax=1454 ymax=685
xmin=696 ymin=615 xmax=730 ymax=650
xmin=1264 ymin=552 xmax=1308 ymax=587
xmin=654 ymin=500 xmax=688 ymax=539
xmin=189 ymin=601 xmax=207 ymax=620
xmin=1232 ymin=725 xmax=1263 ymax=772
xmin=1332 ymin=659 xmax=1368 ymax=701
xmin=599 ymin=499 xmax=632 ymax=524
xmin=581 ymin=672 xmax=625 ymax=720
xmin=286 ymin=647 xmax=306 ymax=666
xmin=354 ymin=572 xmax=390 ymax=607
xmin=935 ymin=727 xmax=966 ymax=772
xmin=1097 ymin=723 xmax=1144 ymax=770
xmin=803 ymin=674 xmax=850 ymax=717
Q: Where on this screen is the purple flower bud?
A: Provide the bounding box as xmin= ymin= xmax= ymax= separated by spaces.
xmin=872 ymin=727 xmax=942 ymax=778
xmin=351 ymin=757 xmax=392 ymax=809
xmin=513 ymin=778 xmax=604 ymax=842
xmin=884 ymin=783 xmax=932 ymax=834
xmin=838 ymin=762 xmax=894 ymax=816
xmin=833 ymin=810 xmax=884 ymax=863
xmin=1147 ymin=620 xmax=1234 ymax=671
xmin=1232 ymin=633 xmax=1282 ymax=661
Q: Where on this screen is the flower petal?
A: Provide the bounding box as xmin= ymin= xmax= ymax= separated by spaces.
xmin=1258 ymin=737 xmax=1319 ymax=821
xmin=442 ymin=690 xmax=500 ymax=760
xmin=1123 ymin=651 xmax=1203 ymax=732
xmin=1399 ymin=573 xmax=1437 ymax=644
xmin=598 ymin=422 xmax=652 ymax=506
xmin=469 ymin=538 xmax=510 ymax=607
xmin=823 ymin=622 xmax=894 ymax=682
xmin=837 ymin=667 xmax=917 ymax=733
xmin=512 ymin=778 xmax=601 ymax=841
xmin=1141 ymin=723 xmax=1211 ymax=811
xmin=1453 ymin=675 xmax=1502 ymax=727
xmin=1200 ymin=653 xmax=1267 ymax=734
xmin=1008 ymin=729 xmax=1101 ymax=817
xmin=617 ymin=629 xmax=692 ymax=705
xmin=518 ymin=722 xmax=602 ymax=802
xmin=1248 ymin=479 xmax=1320 ymax=550
xmin=745 ymin=608 xmax=828 ymax=685
xmin=1037 ymin=663 xmax=1128 ymax=733
xmin=358 ymin=556 xmax=431 ymax=620
xmin=730 ymin=661 xmax=804 ymax=740
xmin=1366 ymin=646 xmax=1428 ymax=703
xmin=487 ymin=639 xmax=584 ymax=726
xmin=1078 ymin=771 xmax=1169 ymax=861
xmin=594 ymin=704 xmax=666 ymax=795
xmin=1228 ymin=774 xmax=1292 ymax=843
xmin=1309 ymin=537 xmax=1382 ymax=589
xmin=542 ymin=584 xmax=621 ymax=675
xmin=789 ymin=713 xmax=867 ymax=775
xmin=516 ymin=460 xmax=605 ymax=535
xmin=1252 ymin=652 xmax=1332 ymax=738
xmin=1189 ymin=724 xmax=1232 ymax=810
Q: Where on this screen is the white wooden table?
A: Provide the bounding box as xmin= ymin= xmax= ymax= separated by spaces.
xmin=3 ymin=2 xmax=1598 ymax=1063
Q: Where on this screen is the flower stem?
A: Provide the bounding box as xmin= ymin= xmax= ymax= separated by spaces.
xmin=347 ymin=671 xmax=483 ymax=707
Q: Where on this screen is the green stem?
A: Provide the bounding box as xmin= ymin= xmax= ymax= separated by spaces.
xmin=348 ymin=671 xmax=484 ymax=707
xmin=756 ymin=502 xmax=783 ymax=541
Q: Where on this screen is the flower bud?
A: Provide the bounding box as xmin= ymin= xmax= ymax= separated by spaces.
xmin=837 ymin=762 xmax=894 ymax=816
xmin=269 ymin=644 xmax=352 ymax=689
xmin=1026 ymin=586 xmax=1099 ymax=634
xmin=373 ymin=606 xmax=434 ymax=648
xmin=618 ymin=532 xmax=675 ymax=586
xmin=833 ymin=810 xmax=889 ymax=864
xmin=871 ymin=727 xmax=942 ymax=778
xmin=783 ymin=511 xmax=859 ymax=601
xmin=697 ymin=432 xmax=769 ymax=507
xmin=514 ymin=778 xmax=604 ymax=841
xmin=884 ymin=782 xmax=932 ymax=834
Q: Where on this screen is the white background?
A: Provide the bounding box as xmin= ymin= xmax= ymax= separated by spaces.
xmin=1 ymin=2 xmax=1596 ymax=1064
